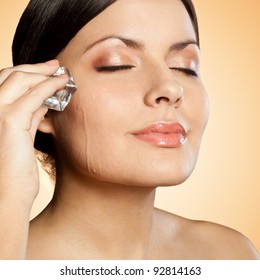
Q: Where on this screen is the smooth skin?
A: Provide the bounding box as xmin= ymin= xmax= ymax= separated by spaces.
xmin=0 ymin=0 xmax=259 ymax=259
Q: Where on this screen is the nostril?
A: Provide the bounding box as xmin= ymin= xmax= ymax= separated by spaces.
xmin=176 ymin=97 xmax=182 ymax=104
xmin=145 ymin=81 xmax=184 ymax=108
xmin=155 ymin=96 xmax=170 ymax=104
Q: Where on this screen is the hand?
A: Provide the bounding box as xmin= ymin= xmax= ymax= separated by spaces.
xmin=0 ymin=60 xmax=68 ymax=208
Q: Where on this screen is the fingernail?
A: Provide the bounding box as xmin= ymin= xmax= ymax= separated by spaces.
xmin=45 ymin=59 xmax=59 ymax=66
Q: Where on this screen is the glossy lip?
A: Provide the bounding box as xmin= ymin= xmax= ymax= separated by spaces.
xmin=131 ymin=122 xmax=187 ymax=148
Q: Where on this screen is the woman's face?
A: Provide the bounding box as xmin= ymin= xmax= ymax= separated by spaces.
xmin=52 ymin=0 xmax=209 ymax=187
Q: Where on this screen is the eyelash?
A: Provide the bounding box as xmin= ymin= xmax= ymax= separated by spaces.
xmin=170 ymin=67 xmax=198 ymax=77
xmin=96 ymin=65 xmax=134 ymax=72
xmin=96 ymin=65 xmax=198 ymax=77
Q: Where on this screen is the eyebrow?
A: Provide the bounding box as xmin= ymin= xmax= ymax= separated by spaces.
xmin=169 ymin=39 xmax=199 ymax=51
xmin=84 ymin=35 xmax=144 ymax=53
xmin=84 ymin=35 xmax=199 ymax=53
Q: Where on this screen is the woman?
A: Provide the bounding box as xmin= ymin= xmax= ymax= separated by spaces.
xmin=0 ymin=0 xmax=259 ymax=259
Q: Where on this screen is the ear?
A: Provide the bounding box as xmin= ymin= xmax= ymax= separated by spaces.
xmin=37 ymin=111 xmax=56 ymax=136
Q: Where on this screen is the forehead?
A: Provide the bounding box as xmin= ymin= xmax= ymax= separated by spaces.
xmin=64 ymin=0 xmax=196 ymax=54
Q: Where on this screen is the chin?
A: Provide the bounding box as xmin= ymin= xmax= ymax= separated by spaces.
xmin=156 ymin=175 xmax=191 ymax=187
xmin=124 ymin=174 xmax=192 ymax=188
xmin=113 ymin=163 xmax=196 ymax=188
xmin=142 ymin=157 xmax=197 ymax=187
xmin=149 ymin=169 xmax=194 ymax=187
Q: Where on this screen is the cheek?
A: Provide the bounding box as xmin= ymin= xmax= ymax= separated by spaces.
xmin=53 ymin=83 xmax=135 ymax=181
xmin=83 ymin=88 xmax=140 ymax=181
xmin=185 ymin=82 xmax=209 ymax=133
xmin=184 ymin=83 xmax=209 ymax=163
xmin=52 ymin=107 xmax=89 ymax=171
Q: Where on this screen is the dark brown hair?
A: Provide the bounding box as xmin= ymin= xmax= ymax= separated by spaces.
xmin=12 ymin=0 xmax=200 ymax=179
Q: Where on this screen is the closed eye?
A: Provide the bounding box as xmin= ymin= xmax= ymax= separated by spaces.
xmin=170 ymin=67 xmax=198 ymax=77
xmin=96 ymin=65 xmax=135 ymax=72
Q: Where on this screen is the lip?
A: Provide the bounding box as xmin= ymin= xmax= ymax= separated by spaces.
xmin=131 ymin=122 xmax=187 ymax=148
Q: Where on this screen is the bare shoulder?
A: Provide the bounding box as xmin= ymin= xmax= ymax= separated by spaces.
xmin=154 ymin=208 xmax=260 ymax=260
xmin=191 ymin=219 xmax=260 ymax=259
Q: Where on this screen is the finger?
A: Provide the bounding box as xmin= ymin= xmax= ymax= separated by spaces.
xmin=0 ymin=71 xmax=51 ymax=104
xmin=14 ymin=74 xmax=68 ymax=114
xmin=0 ymin=75 xmax=68 ymax=132
xmin=0 ymin=60 xmax=60 ymax=86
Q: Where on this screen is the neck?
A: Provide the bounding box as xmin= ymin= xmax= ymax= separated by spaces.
xmin=46 ymin=170 xmax=157 ymax=259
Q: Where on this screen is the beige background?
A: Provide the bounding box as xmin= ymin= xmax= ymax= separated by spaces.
xmin=1 ymin=0 xmax=260 ymax=252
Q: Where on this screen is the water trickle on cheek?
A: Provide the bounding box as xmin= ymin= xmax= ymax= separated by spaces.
xmin=80 ymin=107 xmax=102 ymax=179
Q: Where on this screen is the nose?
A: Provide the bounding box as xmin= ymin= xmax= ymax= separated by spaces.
xmin=144 ymin=73 xmax=184 ymax=108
